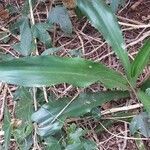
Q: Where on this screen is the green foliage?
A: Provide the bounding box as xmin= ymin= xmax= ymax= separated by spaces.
xmin=65 ymin=124 xmax=97 ymax=150
xmin=134 ymin=133 xmax=146 ymax=150
xmin=77 ymin=0 xmax=131 ymax=75
xmin=13 ymin=17 xmax=33 ymax=56
xmin=41 ymin=47 xmax=61 ymax=55
xmin=2 ymin=106 xmax=12 ymax=150
xmin=44 ymin=136 xmax=61 ymax=150
xmin=31 ymin=91 xmax=129 ymax=136
xmin=0 ymin=56 xmax=129 ymax=89
xmin=109 ymin=0 xmax=125 ymax=12
xmin=90 ymin=107 xmax=101 ymax=120
xmin=140 ymin=78 xmax=150 ymax=92
xmin=21 ymin=0 xmax=37 ymax=16
xmin=131 ymin=39 xmax=150 ymax=79
xmin=137 ymin=91 xmax=150 ymax=113
xmin=1 ymin=0 xmax=150 ymax=149
xmin=13 ymin=124 xmax=33 ymax=150
xmin=0 ymin=53 xmax=14 ymax=62
xmin=14 ymin=87 xmax=34 ymax=122
xmin=146 ymin=88 xmax=150 ymax=96
xmin=43 ymin=124 xmax=98 ymax=150
xmin=130 ymin=112 xmax=150 ymax=137
xmin=48 ymin=6 xmax=72 ymax=34
xmin=11 ymin=87 xmax=33 ymax=149
xmin=32 ymin=23 xmax=52 ymax=48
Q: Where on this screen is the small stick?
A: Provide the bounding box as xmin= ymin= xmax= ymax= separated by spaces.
xmin=51 ymin=92 xmax=80 ymax=124
xmin=43 ymin=87 xmax=48 ymax=103
xmin=0 ymin=84 xmax=7 ymax=121
xmin=101 ymin=103 xmax=143 ymax=115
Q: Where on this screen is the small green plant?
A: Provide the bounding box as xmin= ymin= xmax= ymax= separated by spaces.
xmin=1 ymin=0 xmax=150 ymax=149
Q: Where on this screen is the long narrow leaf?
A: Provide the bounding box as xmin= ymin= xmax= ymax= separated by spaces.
xmin=0 ymin=56 xmax=128 ymax=89
xmin=3 ymin=106 xmax=12 ymax=150
xmin=76 ymin=0 xmax=131 ymax=75
xmin=131 ymin=39 xmax=150 ymax=79
xmin=140 ymin=78 xmax=150 ymax=92
xmin=137 ymin=91 xmax=150 ymax=112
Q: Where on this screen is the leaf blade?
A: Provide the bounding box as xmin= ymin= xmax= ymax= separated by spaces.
xmin=15 ymin=87 xmax=34 ymax=122
xmin=131 ymin=39 xmax=150 ymax=78
xmin=19 ymin=17 xmax=32 ymax=56
xmin=130 ymin=112 xmax=150 ymax=137
xmin=32 ymin=90 xmax=129 ymax=136
xmin=76 ymin=0 xmax=131 ymax=75
xmin=0 ymin=56 xmax=128 ymax=89
xmin=137 ymin=91 xmax=150 ymax=112
xmin=32 ymin=23 xmax=52 ymax=48
xmin=2 ymin=106 xmax=12 ymax=150
xmin=48 ymin=6 xmax=72 ymax=34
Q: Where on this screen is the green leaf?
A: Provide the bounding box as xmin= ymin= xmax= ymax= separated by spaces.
xmin=48 ymin=6 xmax=72 ymax=34
xmin=82 ymin=139 xmax=97 ymax=150
xmin=21 ymin=0 xmax=37 ymax=16
xmin=0 ymin=53 xmax=14 ymax=62
xmin=13 ymin=87 xmax=33 ymax=149
xmin=110 ymin=0 xmax=125 ymax=12
xmin=146 ymin=88 xmax=150 ymax=96
xmin=65 ymin=124 xmax=97 ymax=150
xmin=13 ymin=125 xmax=33 ymax=150
xmin=32 ymin=23 xmax=52 ymax=48
xmin=140 ymin=78 xmax=150 ymax=92
xmin=15 ymin=87 xmax=34 ymax=122
xmin=41 ymin=47 xmax=61 ymax=55
xmin=0 ymin=56 xmax=129 ymax=89
xmin=67 ymin=124 xmax=85 ymax=144
xmin=130 ymin=112 xmax=150 ymax=137
xmin=68 ymin=49 xmax=82 ymax=57
xmin=44 ymin=137 xmax=61 ymax=150
xmin=2 ymin=106 xmax=12 ymax=150
xmin=90 ymin=107 xmax=101 ymax=120
xmin=77 ymin=0 xmax=130 ymax=75
xmin=134 ymin=133 xmax=146 ymax=150
xmin=131 ymin=39 xmax=150 ymax=78
xmin=6 ymin=4 xmax=18 ymax=14
xmin=137 ymin=91 xmax=150 ymax=112
xmin=15 ymin=17 xmax=32 ymax=56
xmin=31 ymin=90 xmax=129 ymax=136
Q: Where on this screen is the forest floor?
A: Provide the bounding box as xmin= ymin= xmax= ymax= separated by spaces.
xmin=0 ymin=0 xmax=150 ymax=149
